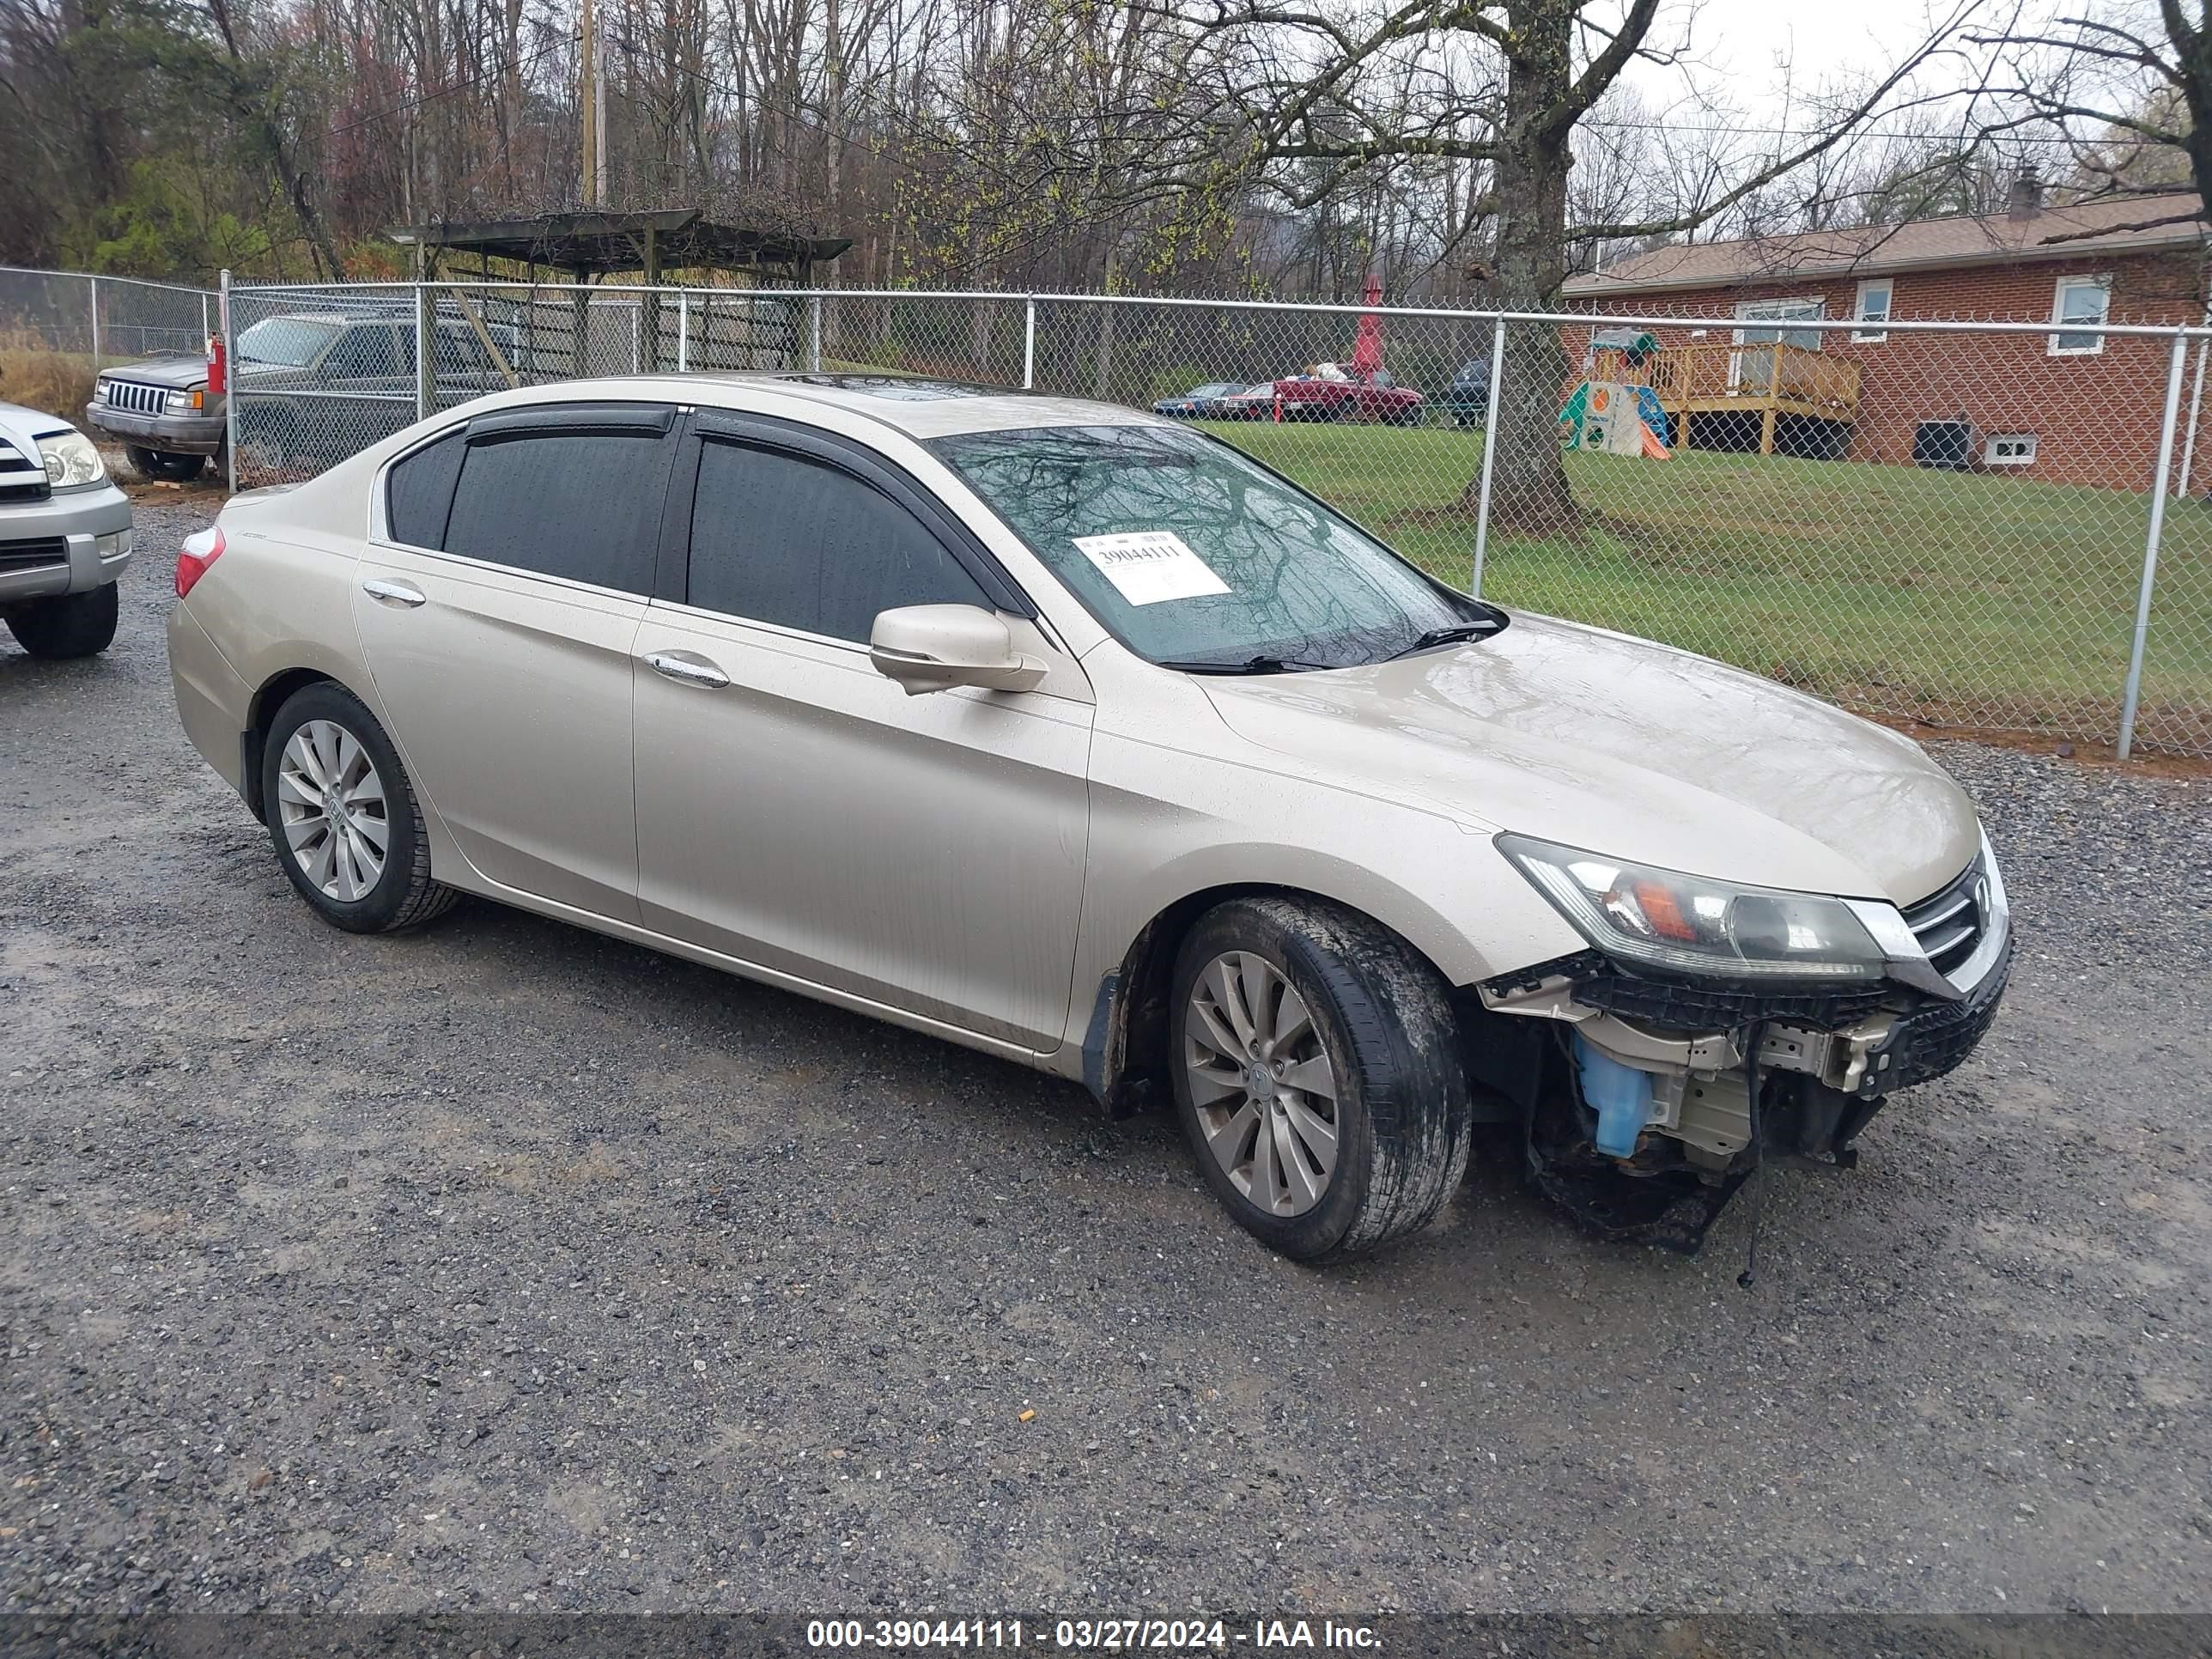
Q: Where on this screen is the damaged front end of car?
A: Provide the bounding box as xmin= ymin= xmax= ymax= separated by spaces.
xmin=1467 ymin=830 xmax=2013 ymax=1255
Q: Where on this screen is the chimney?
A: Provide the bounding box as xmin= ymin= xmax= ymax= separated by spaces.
xmin=2008 ymin=169 xmax=2044 ymax=222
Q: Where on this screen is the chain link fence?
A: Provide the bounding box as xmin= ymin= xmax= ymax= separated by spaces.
xmin=182 ymin=278 xmax=2212 ymax=760
xmin=0 ymin=265 xmax=214 ymax=360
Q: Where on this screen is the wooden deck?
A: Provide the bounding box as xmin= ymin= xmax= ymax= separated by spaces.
xmin=1602 ymin=341 xmax=1862 ymax=455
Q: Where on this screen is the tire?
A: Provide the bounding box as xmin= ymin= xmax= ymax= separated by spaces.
xmin=261 ymin=682 xmax=457 ymax=934
xmin=1169 ymin=896 xmax=1473 ymax=1263
xmin=125 ymin=447 xmax=206 ymax=482
xmin=4 ymin=582 xmax=118 ymax=659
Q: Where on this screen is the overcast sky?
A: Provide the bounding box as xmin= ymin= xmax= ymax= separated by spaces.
xmin=1621 ymin=0 xmax=2021 ymax=128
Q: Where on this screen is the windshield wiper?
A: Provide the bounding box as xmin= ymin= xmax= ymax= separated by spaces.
xmin=1157 ymin=653 xmax=1333 ymax=675
xmin=1381 ymin=621 xmax=1503 ymax=662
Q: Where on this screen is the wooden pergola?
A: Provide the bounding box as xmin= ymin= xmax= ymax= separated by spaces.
xmin=386 ymin=208 xmax=851 ymax=380
xmin=386 ymin=209 xmax=851 ymax=289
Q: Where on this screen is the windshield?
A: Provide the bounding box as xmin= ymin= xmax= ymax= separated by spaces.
xmin=929 ymin=423 xmax=1490 ymax=670
xmin=235 ymin=318 xmax=340 ymax=367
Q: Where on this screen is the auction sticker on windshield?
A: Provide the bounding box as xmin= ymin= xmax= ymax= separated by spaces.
xmin=1073 ymin=531 xmax=1231 ymax=605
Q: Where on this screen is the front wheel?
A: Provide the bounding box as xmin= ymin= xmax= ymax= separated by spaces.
xmin=4 ymin=582 xmax=118 ymax=659
xmin=262 ymin=682 xmax=457 ymax=933
xmin=1170 ymin=896 xmax=1473 ymax=1262
xmin=126 ymin=447 xmax=207 ymax=482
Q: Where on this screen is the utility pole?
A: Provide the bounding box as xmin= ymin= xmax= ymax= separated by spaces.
xmin=580 ymin=0 xmax=600 ymax=206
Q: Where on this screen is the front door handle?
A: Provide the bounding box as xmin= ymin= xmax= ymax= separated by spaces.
xmin=362 ymin=577 xmax=427 ymax=608
xmin=644 ymin=649 xmax=732 ymax=690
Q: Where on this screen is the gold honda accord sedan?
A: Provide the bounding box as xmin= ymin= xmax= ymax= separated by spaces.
xmin=167 ymin=374 xmax=2009 ymax=1262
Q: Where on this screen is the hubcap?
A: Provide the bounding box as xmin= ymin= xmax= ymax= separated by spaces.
xmin=1184 ymin=951 xmax=1340 ymax=1217
xmin=276 ymin=720 xmax=389 ymax=902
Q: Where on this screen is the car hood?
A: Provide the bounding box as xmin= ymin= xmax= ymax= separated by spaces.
xmin=99 ymin=355 xmax=208 ymax=390
xmin=1198 ymin=611 xmax=1980 ymax=907
xmin=0 ymin=399 xmax=76 ymax=453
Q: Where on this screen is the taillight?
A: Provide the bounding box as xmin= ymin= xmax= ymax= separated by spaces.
xmin=176 ymin=526 xmax=225 ymax=599
xmin=207 ymin=334 xmax=226 ymax=397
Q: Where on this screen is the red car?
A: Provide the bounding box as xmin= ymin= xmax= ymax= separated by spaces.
xmin=1267 ymin=362 xmax=1425 ymax=425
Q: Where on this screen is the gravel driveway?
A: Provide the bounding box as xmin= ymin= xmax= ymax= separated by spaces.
xmin=3 ymin=497 xmax=2209 ymax=1619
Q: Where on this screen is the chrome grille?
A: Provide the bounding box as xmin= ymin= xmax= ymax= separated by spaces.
xmin=0 ymin=439 xmax=47 ymax=502
xmin=102 ymin=379 xmax=170 ymax=416
xmin=1902 ymin=858 xmax=1987 ymax=980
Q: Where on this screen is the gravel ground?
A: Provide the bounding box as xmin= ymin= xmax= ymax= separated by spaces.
xmin=3 ymin=496 xmax=2209 ymax=1619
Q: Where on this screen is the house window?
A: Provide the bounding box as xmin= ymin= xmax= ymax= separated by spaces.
xmin=1735 ymin=297 xmax=1826 ymax=350
xmin=2050 ymin=276 xmax=2111 ymax=356
xmin=1986 ymin=433 xmax=2037 ymax=466
xmin=1853 ymin=279 xmax=1893 ymax=343
xmin=1732 ymin=298 xmax=1824 ymax=392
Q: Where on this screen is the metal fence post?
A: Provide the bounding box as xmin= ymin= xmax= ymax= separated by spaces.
xmin=678 ymin=291 xmax=690 ymax=372
xmin=1468 ymin=316 xmax=1507 ymax=599
xmin=1023 ymin=296 xmax=1036 ymax=389
xmin=220 ymin=269 xmax=237 ymax=494
xmin=88 ymin=275 xmax=100 ymax=364
xmin=201 ymin=291 xmax=210 ymax=347
xmin=2178 ymin=334 xmax=2209 ymax=498
xmin=2118 ymin=331 xmax=2189 ymax=760
xmin=809 ymin=296 xmax=823 ymax=372
xmin=415 ymin=283 xmax=433 ymax=419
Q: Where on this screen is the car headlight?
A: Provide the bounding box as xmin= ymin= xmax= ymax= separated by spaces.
xmin=37 ymin=429 xmax=106 ymax=489
xmin=1498 ymin=833 xmax=1888 ymax=981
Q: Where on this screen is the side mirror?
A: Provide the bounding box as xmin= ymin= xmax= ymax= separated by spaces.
xmin=869 ymin=604 xmax=1046 ymax=696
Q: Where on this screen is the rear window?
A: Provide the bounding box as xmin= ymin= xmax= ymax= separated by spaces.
xmin=234 ymin=318 xmax=340 ymax=368
xmin=441 ymin=429 xmax=669 ymax=594
xmin=385 ymin=430 xmax=463 ymax=549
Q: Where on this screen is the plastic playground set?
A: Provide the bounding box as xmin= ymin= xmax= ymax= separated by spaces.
xmin=1559 ymin=328 xmax=1673 ymax=459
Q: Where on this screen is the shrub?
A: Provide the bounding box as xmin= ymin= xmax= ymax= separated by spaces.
xmin=0 ymin=333 xmax=97 ymax=424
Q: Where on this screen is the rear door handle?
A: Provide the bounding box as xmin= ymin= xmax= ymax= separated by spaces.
xmin=644 ymin=649 xmax=731 ymax=690
xmin=362 ymin=577 xmax=427 ymax=608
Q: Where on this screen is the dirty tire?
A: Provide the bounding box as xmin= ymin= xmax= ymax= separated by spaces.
xmin=5 ymin=582 xmax=118 ymax=659
xmin=261 ymin=681 xmax=458 ymax=934
xmin=1170 ymin=896 xmax=1472 ymax=1263
xmin=126 ymin=447 xmax=205 ymax=482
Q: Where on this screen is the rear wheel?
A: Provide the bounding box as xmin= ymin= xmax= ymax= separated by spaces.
xmin=4 ymin=583 xmax=118 ymax=659
xmin=1170 ymin=896 xmax=1473 ymax=1262
xmin=261 ymin=682 xmax=456 ymax=933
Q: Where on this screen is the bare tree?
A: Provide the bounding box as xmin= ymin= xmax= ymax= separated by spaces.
xmin=1127 ymin=0 xmax=1987 ymax=529
xmin=1966 ymin=3 xmax=2208 ymax=228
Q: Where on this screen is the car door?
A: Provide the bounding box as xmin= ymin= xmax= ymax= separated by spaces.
xmin=355 ymin=401 xmax=679 ymax=922
xmin=631 ymin=414 xmax=1092 ymax=1051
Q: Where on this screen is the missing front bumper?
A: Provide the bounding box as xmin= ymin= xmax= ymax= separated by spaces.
xmin=1473 ymin=934 xmax=2014 ymax=1252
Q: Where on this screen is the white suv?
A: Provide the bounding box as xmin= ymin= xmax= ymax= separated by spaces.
xmin=0 ymin=400 xmax=133 ymax=658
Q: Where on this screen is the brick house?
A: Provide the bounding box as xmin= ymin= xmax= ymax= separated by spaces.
xmin=1559 ymin=184 xmax=2209 ymax=489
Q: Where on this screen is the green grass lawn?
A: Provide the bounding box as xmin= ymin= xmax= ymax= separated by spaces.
xmin=1205 ymin=420 xmax=2212 ymax=753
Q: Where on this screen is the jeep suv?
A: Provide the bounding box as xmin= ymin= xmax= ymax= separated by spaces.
xmin=88 ymin=311 xmax=518 ymax=480
xmin=0 ymin=400 xmax=132 ymax=658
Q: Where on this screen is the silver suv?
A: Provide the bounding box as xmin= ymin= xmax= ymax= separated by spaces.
xmin=0 ymin=400 xmax=132 ymax=658
xmin=88 ymin=310 xmax=515 ymax=480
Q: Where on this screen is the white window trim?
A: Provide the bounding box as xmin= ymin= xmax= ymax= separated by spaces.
xmin=1729 ymin=297 xmax=1826 ymax=389
xmin=1852 ymin=278 xmax=1893 ymax=343
xmin=2049 ymin=275 xmax=2112 ymax=357
xmin=1985 ymin=433 xmax=2038 ymax=467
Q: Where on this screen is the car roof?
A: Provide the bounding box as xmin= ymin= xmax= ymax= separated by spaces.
xmin=510 ymin=372 xmax=1179 ymax=441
